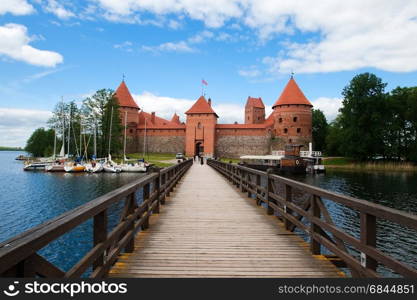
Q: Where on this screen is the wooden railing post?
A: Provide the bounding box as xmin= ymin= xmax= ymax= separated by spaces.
xmin=161 ymin=172 xmax=166 ymax=205
xmin=142 ymin=184 xmax=150 ymax=230
xmin=125 ymin=193 xmax=136 ymax=252
xmin=360 ymin=212 xmax=377 ymax=271
xmin=240 ymin=169 xmax=244 ymax=192
xmin=256 ymin=174 xmax=261 ymax=206
xmin=154 ymin=171 xmax=160 ymax=214
xmin=246 ymin=173 xmax=250 ymax=197
xmin=266 ymin=169 xmax=274 ymax=215
xmin=93 ymin=209 xmax=107 ymax=268
xmin=310 ymin=195 xmax=321 ymax=255
xmin=284 ymin=184 xmax=293 ymax=230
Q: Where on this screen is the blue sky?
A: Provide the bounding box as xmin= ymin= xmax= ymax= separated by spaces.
xmin=1 ymin=0 xmax=417 ymax=146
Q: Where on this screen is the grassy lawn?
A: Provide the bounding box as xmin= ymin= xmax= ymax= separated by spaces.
xmin=323 ymin=157 xmax=417 ymax=171
xmin=219 ymin=158 xmax=240 ymax=164
xmin=124 ymin=152 xmax=177 ymax=168
xmin=323 ymin=157 xmax=355 ymax=165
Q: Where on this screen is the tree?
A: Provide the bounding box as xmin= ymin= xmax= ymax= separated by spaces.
xmin=325 ymin=116 xmax=344 ymax=156
xmin=82 ymin=89 xmax=122 ymax=157
xmin=312 ymin=109 xmax=328 ymax=151
xmin=339 ymin=73 xmax=388 ymax=160
xmin=386 ymin=87 xmax=417 ymax=161
xmin=25 ymin=128 xmax=55 ymax=157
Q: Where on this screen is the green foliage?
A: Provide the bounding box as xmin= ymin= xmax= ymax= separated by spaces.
xmin=338 ymin=73 xmax=388 ymax=160
xmin=312 ymin=109 xmax=328 ymax=151
xmin=45 ymin=89 xmax=123 ymax=159
xmin=325 ymin=116 xmax=344 ymax=156
xmin=25 ymin=128 xmax=55 ymax=157
xmin=325 ymin=72 xmax=417 ymax=162
xmin=0 ymin=146 xmax=23 ymax=151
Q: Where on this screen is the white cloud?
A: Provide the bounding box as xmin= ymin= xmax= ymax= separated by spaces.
xmin=311 ymin=97 xmax=343 ymax=122
xmin=141 ymin=41 xmax=195 ymax=53
xmin=114 ymin=41 xmax=133 ymax=52
xmin=0 ymin=108 xmax=52 ymax=147
xmin=94 ymin=0 xmax=243 ymax=27
xmin=0 ymin=0 xmax=35 ymax=15
xmin=44 ymin=0 xmax=75 ymax=19
xmin=92 ymin=0 xmax=417 ymax=73
xmin=0 ymin=23 xmax=64 ymax=67
xmin=133 ymin=91 xmax=245 ymax=124
xmin=238 ymin=66 xmax=261 ymax=78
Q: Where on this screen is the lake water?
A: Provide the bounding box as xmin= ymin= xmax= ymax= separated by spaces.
xmin=290 ymin=170 xmax=417 ymax=277
xmin=1 ymin=151 xmax=416 ymax=277
xmin=0 ymin=151 xmax=145 ymax=275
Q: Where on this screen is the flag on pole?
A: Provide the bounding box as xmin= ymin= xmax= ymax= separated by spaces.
xmin=202 ymin=79 xmax=208 ymax=86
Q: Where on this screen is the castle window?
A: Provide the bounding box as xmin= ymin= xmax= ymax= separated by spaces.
xmin=293 ymin=117 xmax=298 ymax=122
xmin=289 ymin=139 xmax=292 ymax=143
xmin=257 ymin=117 xmax=260 ymax=120
xmin=197 ymin=122 xmax=202 ymax=129
xmin=279 ymin=118 xmax=282 ymax=123
xmin=247 ymin=116 xmax=250 ymax=120
xmin=129 ymin=129 xmax=133 ymax=134
xmin=297 ymin=128 xmax=301 ymax=133
xmin=284 ymin=128 xmax=288 ymax=134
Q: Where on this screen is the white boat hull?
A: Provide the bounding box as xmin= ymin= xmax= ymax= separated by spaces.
xmin=103 ymin=165 xmax=122 ymax=173
xmin=121 ymin=164 xmax=147 ymax=172
xmin=85 ymin=163 xmax=104 ymax=173
xmin=45 ymin=164 xmax=65 ymax=172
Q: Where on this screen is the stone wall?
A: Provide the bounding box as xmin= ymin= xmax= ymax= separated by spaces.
xmin=215 ymin=135 xmax=271 ymax=158
xmin=135 ymin=135 xmax=185 ymax=154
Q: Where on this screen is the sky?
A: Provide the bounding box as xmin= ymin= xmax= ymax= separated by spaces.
xmin=1 ymin=0 xmax=417 ymax=146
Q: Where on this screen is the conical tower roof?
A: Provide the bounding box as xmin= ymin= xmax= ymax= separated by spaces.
xmin=272 ymin=78 xmax=312 ymax=108
xmin=115 ymin=81 xmax=139 ymax=109
xmin=185 ymin=96 xmax=218 ymax=117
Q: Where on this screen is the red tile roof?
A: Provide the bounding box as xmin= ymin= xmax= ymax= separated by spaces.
xmin=115 ymin=81 xmax=139 ymax=109
xmin=138 ymin=111 xmax=185 ymax=129
xmin=171 ymin=113 xmax=181 ymax=124
xmin=272 ymin=78 xmax=312 ymax=108
xmin=185 ymin=96 xmax=218 ymax=117
xmin=245 ymin=97 xmax=265 ymax=109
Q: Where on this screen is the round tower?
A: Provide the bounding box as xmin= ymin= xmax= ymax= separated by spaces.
xmin=272 ymin=77 xmax=313 ymax=150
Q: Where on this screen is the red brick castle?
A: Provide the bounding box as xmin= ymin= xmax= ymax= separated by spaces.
xmin=116 ymin=77 xmax=313 ymax=158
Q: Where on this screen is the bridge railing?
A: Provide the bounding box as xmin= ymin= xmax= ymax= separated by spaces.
xmin=207 ymin=159 xmax=417 ymax=278
xmin=0 ymin=159 xmax=193 ymax=278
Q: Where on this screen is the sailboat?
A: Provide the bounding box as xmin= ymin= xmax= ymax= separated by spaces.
xmin=85 ymin=122 xmax=104 ymax=173
xmin=64 ymin=108 xmax=86 ymax=173
xmin=45 ymin=127 xmax=66 ymax=172
xmin=46 ymin=102 xmax=67 ymax=172
xmin=103 ymin=106 xmax=122 ymax=173
xmin=120 ymin=111 xmax=147 ymax=173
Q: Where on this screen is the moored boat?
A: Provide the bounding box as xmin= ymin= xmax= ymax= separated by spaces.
xmin=120 ymin=161 xmax=147 ymax=173
xmin=64 ymin=163 xmax=86 ymax=173
xmin=85 ymin=161 xmax=104 ymax=173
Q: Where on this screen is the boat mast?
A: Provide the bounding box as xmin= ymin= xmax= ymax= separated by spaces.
xmin=93 ymin=120 xmax=97 ymax=158
xmin=60 ymin=97 xmax=65 ymax=157
xmin=108 ymin=106 xmax=114 ymax=159
xmin=53 ymin=128 xmax=57 ymax=160
xmin=123 ymin=111 xmax=128 ymax=163
xmin=143 ymin=118 xmax=147 ymax=158
xmin=67 ymin=104 xmax=71 ymax=157
xmin=79 ymin=116 xmax=82 ymax=160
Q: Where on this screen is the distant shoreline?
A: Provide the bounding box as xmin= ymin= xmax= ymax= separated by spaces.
xmin=0 ymin=147 xmax=24 ymax=151
xmin=324 ymin=157 xmax=417 ymax=172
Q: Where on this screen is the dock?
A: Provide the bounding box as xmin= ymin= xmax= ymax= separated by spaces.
xmin=1 ymin=159 xmax=417 ymax=278
xmin=109 ymin=162 xmax=341 ymax=277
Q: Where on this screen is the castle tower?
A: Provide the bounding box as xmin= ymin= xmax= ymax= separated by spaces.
xmin=272 ymin=77 xmax=313 ymax=149
xmin=245 ymin=97 xmax=265 ymax=124
xmin=115 ymin=80 xmax=140 ymax=125
xmin=115 ymin=81 xmax=140 ymax=153
xmin=185 ymin=96 xmax=218 ymax=157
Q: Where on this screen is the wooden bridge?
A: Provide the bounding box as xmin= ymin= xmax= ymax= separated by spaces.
xmin=1 ymin=159 xmax=417 ymax=278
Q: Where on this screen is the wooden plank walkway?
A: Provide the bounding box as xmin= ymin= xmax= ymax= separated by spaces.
xmin=109 ymin=162 xmax=343 ymax=278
